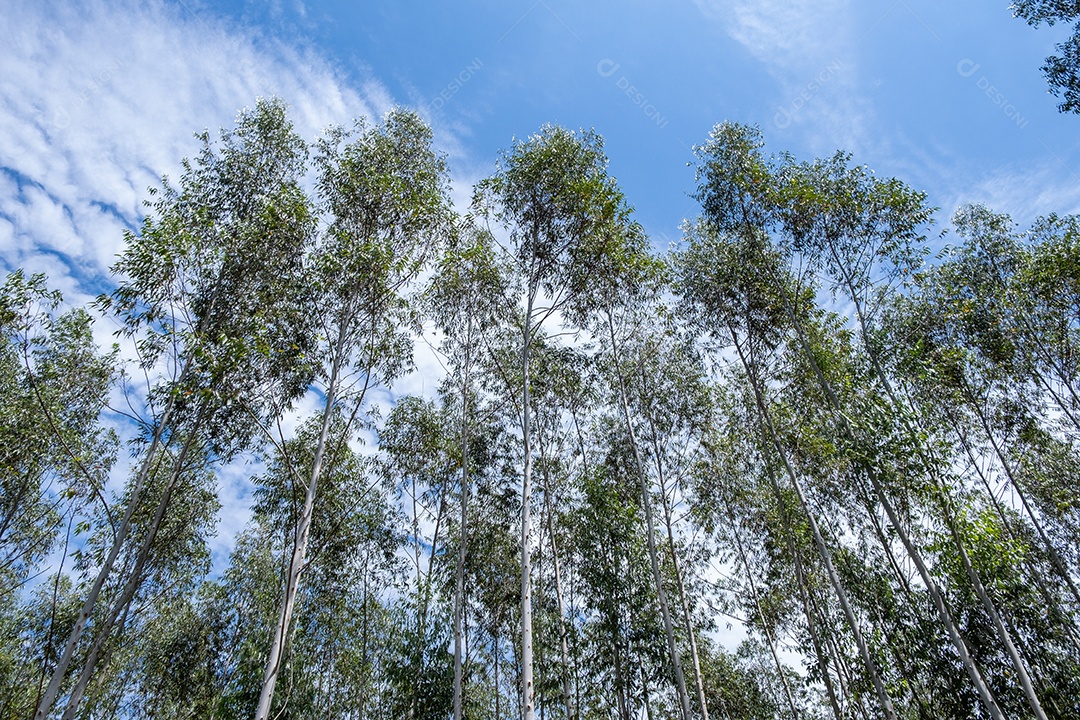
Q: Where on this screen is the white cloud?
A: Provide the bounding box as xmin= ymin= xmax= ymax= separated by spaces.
xmin=0 ymin=0 xmax=394 ymax=288
xmin=692 ymin=0 xmax=872 ymax=154
xmin=947 ymin=161 xmax=1080 ymax=226
xmin=694 ymin=0 xmax=851 ymax=69
xmin=0 ymin=0 xmax=424 ymax=574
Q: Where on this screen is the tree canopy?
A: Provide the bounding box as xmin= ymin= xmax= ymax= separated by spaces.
xmin=4 ymin=99 xmax=1080 ymax=720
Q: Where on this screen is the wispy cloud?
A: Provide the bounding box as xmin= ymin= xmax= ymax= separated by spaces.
xmin=695 ymin=0 xmax=850 ymax=67
xmin=0 ymin=0 xmax=410 ymax=565
xmin=692 ymin=0 xmax=872 ymax=153
xmin=0 ymin=0 xmax=393 ymax=302
xmin=946 ymin=161 xmax=1080 ymax=226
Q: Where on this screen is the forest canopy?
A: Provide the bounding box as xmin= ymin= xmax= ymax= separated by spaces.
xmin=3 ymin=97 xmax=1080 ymax=720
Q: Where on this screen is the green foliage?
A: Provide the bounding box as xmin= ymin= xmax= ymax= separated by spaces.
xmin=102 ymin=98 xmax=317 ymax=456
xmin=313 ymin=108 xmax=451 ymax=389
xmin=0 ymin=272 xmax=118 ymax=588
xmin=476 ymin=123 xmax=643 ymax=319
xmin=9 ymin=106 xmax=1080 ymax=720
xmin=1012 ymin=0 xmax=1080 ymax=112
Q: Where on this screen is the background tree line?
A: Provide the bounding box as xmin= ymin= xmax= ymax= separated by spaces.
xmin=2 ymin=97 xmax=1079 ymax=719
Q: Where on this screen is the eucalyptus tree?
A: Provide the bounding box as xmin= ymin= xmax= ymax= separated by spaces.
xmin=503 ymin=135 xmax=718 ymax=719
xmin=244 ymin=411 xmax=400 ymax=720
xmin=211 ymin=524 xmax=288 ymax=719
xmin=69 ymin=448 xmax=220 ymax=720
xmin=950 ymin=207 xmax=1080 ymax=443
xmin=877 ymin=220 xmax=1080 ymax=715
xmin=692 ymin=389 xmax=840 ymax=720
xmin=0 ymin=271 xmax=116 ymax=591
xmin=460 ymin=462 xmax=522 ymax=720
xmin=688 ymin=121 xmax=1034 ymax=720
xmin=882 ymin=214 xmax=1080 ymax=602
xmin=696 ymin=640 xmax=779 ymax=720
xmin=622 ymin=311 xmax=718 ymax=720
xmin=587 ymin=281 xmax=718 ymax=720
xmin=202 ymin=419 xmax=401 ymax=720
xmin=473 ymin=124 xmax=634 ymax=720
xmin=38 ymin=97 xmax=316 ymax=720
xmin=776 ymin=148 xmax=1051 ymax=720
xmin=572 ymin=428 xmax=661 ymax=720
xmin=527 ymin=341 xmax=593 ymax=720
xmin=380 ymin=395 xmax=459 ymax=720
xmin=119 ymin=586 xmax=228 ymax=720
xmin=2 ymin=575 xmax=82 ymax=720
xmin=254 ymin=107 xmax=452 ymax=720
xmin=1000 ymin=213 xmax=1080 ymax=574
xmin=425 ymin=221 xmax=509 ymax=720
xmin=1011 ymin=0 xmax=1080 ymax=112
xmin=676 ymin=219 xmax=896 ymax=719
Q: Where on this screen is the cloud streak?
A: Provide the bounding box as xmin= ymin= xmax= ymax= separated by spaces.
xmin=692 ymin=0 xmax=872 ymax=153
xmin=0 ymin=0 xmax=393 ymax=301
xmin=0 ymin=0 xmax=416 ymax=569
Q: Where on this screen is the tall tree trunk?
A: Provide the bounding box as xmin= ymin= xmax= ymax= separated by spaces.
xmin=454 ymin=335 xmax=472 ymax=720
xmin=254 ymin=329 xmax=345 ymax=720
xmin=730 ymin=523 xmax=801 ymax=719
xmin=537 ymin=432 xmax=574 ymax=720
xmin=521 ymin=289 xmax=537 ymax=720
xmin=828 ymin=255 xmax=1048 ymax=720
xmin=59 ymin=421 xmax=203 ymax=719
xmin=759 ymin=457 xmax=844 ymax=720
xmin=777 ymin=289 xmax=1005 ymax=720
xmin=605 ymin=310 xmax=693 ymax=720
xmin=34 ymin=377 xmax=186 ymax=720
xmin=612 ymin=635 xmax=628 ymax=720
xmin=729 ymin=327 xmax=896 ymax=720
xmin=658 ymin=474 xmax=710 ymax=720
xmin=637 ymin=370 xmax=711 ymax=720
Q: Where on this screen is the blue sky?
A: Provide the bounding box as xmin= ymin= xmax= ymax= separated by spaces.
xmin=4 ymin=0 xmax=1079 ymax=299
xmin=3 ymin=0 xmax=1079 ymax=559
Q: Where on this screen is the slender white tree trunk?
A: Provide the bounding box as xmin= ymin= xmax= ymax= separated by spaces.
xmin=34 ymin=385 xmax=184 ymax=720
xmin=730 ymin=525 xmax=800 ymax=718
xmin=605 ymin=311 xmax=693 ymax=720
xmin=777 ymin=291 xmax=1005 ymax=720
xmin=254 ymin=331 xmax=344 ymax=720
xmin=454 ymin=334 xmax=471 ymax=720
xmin=60 ymin=422 xmax=203 ymax=719
xmin=761 ymin=464 xmax=844 ymax=720
xmin=730 ymin=329 xmax=896 ymax=720
xmin=538 ymin=430 xmax=574 ymax=720
xmin=830 ymin=256 xmax=1046 ymax=720
xmin=641 ymin=388 xmax=710 ymax=720
xmin=521 ymin=291 xmax=537 ymax=720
